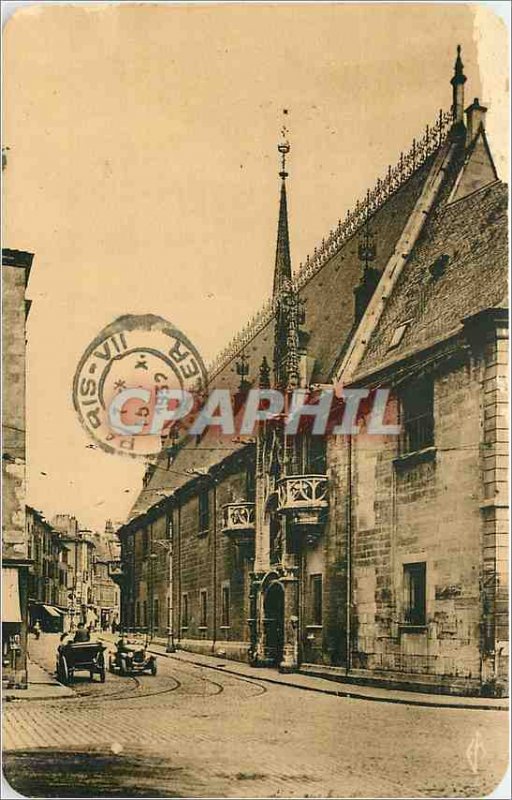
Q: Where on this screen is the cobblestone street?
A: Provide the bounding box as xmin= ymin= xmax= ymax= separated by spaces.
xmin=2 ymin=635 xmax=508 ymax=797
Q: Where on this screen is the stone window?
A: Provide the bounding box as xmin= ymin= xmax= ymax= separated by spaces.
xmin=246 ymin=468 xmax=256 ymax=502
xmin=302 ymin=435 xmax=327 ymax=474
xmin=199 ymin=589 xmax=208 ymax=629
xmin=198 ymin=489 xmax=210 ymax=534
xmin=400 ymin=377 xmax=434 ymax=454
xmin=310 ymin=574 xmax=323 ymax=626
xmin=181 ymin=593 xmax=189 ymax=629
xmin=221 ymin=584 xmax=230 ymax=627
xmin=403 ymin=562 xmax=426 ymax=626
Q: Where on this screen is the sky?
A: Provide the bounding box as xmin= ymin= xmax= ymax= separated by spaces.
xmin=3 ymin=2 xmax=509 ymax=531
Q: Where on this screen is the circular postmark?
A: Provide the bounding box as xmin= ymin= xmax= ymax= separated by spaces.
xmin=72 ymin=314 xmax=207 ymax=457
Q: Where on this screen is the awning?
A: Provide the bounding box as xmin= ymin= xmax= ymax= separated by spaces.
xmin=2 ymin=567 xmax=22 ymax=623
xmin=42 ymin=605 xmax=61 ymax=618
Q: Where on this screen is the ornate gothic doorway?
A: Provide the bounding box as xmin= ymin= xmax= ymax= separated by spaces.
xmin=263 ymin=581 xmax=284 ymax=667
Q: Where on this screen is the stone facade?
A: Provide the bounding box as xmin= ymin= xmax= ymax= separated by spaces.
xmin=26 ymin=506 xmax=70 ymax=630
xmin=309 ymin=330 xmax=508 ymax=697
xmin=2 ymin=248 xmax=33 ymax=688
xmin=92 ymin=559 xmax=120 ymax=630
xmin=118 ymin=453 xmax=254 ymax=662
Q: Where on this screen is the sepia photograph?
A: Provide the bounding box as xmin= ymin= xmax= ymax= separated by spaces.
xmin=2 ymin=2 xmax=510 ymax=798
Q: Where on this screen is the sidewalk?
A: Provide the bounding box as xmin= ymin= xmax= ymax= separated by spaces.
xmin=100 ymin=633 xmax=508 ymax=711
xmin=3 ymin=658 xmax=74 ymax=703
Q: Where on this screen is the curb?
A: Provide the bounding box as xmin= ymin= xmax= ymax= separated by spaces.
xmin=3 ymin=660 xmax=75 ymax=704
xmin=148 ymin=647 xmax=509 ymax=712
xmin=3 ymin=685 xmax=74 ymax=704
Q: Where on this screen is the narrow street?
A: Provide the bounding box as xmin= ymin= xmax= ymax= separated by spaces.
xmin=2 ymin=634 xmax=508 ymax=798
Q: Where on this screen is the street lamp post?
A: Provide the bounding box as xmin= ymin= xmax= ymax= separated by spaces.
xmin=149 ymin=552 xmax=158 ymax=640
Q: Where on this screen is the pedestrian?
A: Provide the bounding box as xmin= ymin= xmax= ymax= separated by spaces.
xmin=33 ymin=620 xmax=41 ymax=640
xmin=73 ymin=622 xmax=90 ymax=643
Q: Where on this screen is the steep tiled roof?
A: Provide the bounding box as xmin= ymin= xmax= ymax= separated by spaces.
xmin=210 ymin=158 xmax=434 ymax=394
xmin=126 ymin=406 xmax=250 ymax=522
xmin=353 ymin=179 xmax=508 ymax=380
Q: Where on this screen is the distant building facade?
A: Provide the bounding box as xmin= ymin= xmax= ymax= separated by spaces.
xmin=93 ymin=559 xmax=120 ymax=630
xmin=2 ymin=248 xmax=33 ymax=688
xmin=117 ymin=53 xmax=508 ymax=696
xmin=48 ymin=515 xmax=121 ymax=630
xmin=52 ymin=515 xmax=96 ymax=628
xmin=26 ymin=507 xmax=70 ymax=631
xmin=91 ymin=521 xmax=121 ymax=630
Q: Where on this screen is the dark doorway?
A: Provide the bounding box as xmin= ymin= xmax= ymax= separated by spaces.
xmin=264 ymin=582 xmax=284 ymax=667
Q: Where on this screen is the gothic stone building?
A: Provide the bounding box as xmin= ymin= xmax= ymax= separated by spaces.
xmin=116 ymin=52 xmax=508 ymax=697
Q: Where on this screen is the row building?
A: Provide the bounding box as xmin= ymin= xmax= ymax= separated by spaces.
xmin=26 ymin=512 xmax=121 ymax=633
xmin=2 ymin=247 xmax=33 ymax=688
xmin=115 ymin=51 xmax=508 ymax=697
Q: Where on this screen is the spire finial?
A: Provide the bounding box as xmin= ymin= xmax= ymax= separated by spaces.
xmin=259 ymin=356 xmax=271 ymax=389
xmin=236 ymin=351 xmax=250 ymax=392
xmin=278 ymin=108 xmax=290 ymax=179
xmin=451 ymin=44 xmax=467 ymax=125
xmin=272 ymin=109 xmax=293 ymax=299
xmin=451 ymin=44 xmax=467 ymax=86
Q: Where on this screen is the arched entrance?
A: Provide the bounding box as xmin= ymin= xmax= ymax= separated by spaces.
xmin=263 ymin=581 xmax=284 ymax=667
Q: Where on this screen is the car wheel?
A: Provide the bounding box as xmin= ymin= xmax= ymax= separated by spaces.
xmin=58 ymin=656 xmax=69 ymax=684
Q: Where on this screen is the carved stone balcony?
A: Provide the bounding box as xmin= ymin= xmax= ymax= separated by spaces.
xmin=277 ymin=475 xmax=328 ymax=540
xmin=221 ymin=502 xmax=255 ymax=548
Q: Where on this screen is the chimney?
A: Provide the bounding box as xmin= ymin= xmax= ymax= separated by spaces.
xmin=465 ymin=97 xmax=487 ymax=146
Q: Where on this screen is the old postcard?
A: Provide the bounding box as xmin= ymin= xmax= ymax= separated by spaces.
xmin=2 ymin=2 xmax=509 ymax=798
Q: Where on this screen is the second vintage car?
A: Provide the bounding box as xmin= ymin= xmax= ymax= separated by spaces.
xmin=108 ymin=634 xmax=157 ymax=676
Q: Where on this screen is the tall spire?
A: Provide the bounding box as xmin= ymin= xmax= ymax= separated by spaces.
xmin=451 ymin=44 xmax=467 ymax=126
xmin=272 ymin=121 xmax=292 ymax=299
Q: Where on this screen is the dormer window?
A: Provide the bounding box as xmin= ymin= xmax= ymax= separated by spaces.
xmin=388 ymin=321 xmax=410 ymax=351
xmin=429 ymin=254 xmax=450 ymax=279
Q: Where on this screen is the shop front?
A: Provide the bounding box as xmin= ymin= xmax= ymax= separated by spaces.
xmin=2 ymin=563 xmax=29 ymax=688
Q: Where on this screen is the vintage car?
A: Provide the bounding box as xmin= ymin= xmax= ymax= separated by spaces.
xmin=108 ymin=636 xmax=157 ymax=676
xmin=56 ymin=640 xmax=106 ymax=684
